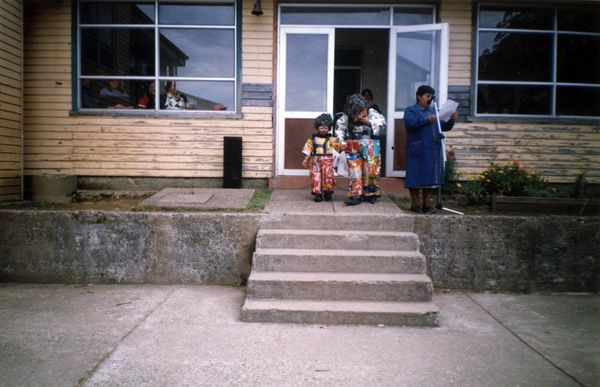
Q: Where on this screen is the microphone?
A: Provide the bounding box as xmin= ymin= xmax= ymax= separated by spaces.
xmin=427 ymin=96 xmax=435 ymax=105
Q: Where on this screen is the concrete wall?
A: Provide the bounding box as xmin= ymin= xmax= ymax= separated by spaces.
xmin=1 ymin=211 xmax=598 ymax=293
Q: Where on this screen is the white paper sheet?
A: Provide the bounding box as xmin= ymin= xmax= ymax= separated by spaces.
xmin=438 ymin=99 xmax=459 ymax=121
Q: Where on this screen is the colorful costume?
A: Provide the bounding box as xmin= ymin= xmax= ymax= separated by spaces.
xmin=302 ymin=133 xmax=341 ymax=195
xmin=335 ymin=107 xmax=386 ymax=200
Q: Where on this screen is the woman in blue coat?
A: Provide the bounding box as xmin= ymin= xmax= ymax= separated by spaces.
xmin=404 ymin=85 xmax=457 ymax=213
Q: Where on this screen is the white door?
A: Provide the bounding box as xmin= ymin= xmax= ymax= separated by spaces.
xmin=386 ymin=23 xmax=449 ymax=177
xmin=276 ymin=27 xmax=335 ymax=176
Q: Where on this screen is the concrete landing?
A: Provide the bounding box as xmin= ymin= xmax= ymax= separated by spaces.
xmin=0 ymin=284 xmax=597 ymax=387
xmin=139 ymin=187 xmax=255 ymax=210
xmin=264 ymin=189 xmax=404 ymax=214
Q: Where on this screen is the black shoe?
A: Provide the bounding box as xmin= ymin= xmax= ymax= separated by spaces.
xmin=411 ymin=205 xmax=422 ymax=213
xmin=366 ymin=196 xmax=377 ymax=204
xmin=324 ymin=192 xmax=332 ymax=201
xmin=344 ymin=196 xmax=362 ymax=206
xmin=422 ymin=206 xmax=434 ymax=213
xmin=314 ymin=194 xmax=323 ymax=203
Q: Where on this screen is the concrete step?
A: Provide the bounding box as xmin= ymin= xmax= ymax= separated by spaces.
xmin=252 ymin=248 xmax=426 ymax=274
xmin=246 ymin=272 xmax=433 ymax=302
xmin=256 ymin=229 xmax=419 ymax=251
xmin=261 ymin=213 xmax=414 ymax=232
xmin=241 ymin=298 xmax=439 ymax=327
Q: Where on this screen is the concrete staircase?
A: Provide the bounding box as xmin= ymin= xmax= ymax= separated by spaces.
xmin=241 ymin=213 xmax=439 ymax=327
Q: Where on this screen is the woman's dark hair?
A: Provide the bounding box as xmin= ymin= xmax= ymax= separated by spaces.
xmin=416 ymin=85 xmax=435 ymax=102
xmin=313 ymin=113 xmax=333 ymax=129
xmin=343 ymin=94 xmax=367 ymax=118
xmin=361 ymin=88 xmax=373 ymax=99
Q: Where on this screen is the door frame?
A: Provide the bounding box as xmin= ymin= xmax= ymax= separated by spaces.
xmin=276 ymin=27 xmax=335 ymax=176
xmin=385 ymin=23 xmax=449 ymax=177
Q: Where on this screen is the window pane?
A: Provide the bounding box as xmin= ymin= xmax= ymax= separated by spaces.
xmin=478 ymin=32 xmax=552 ymax=82
xmin=557 ymin=35 xmax=600 ymax=84
xmin=158 ymin=80 xmax=234 ymax=111
xmin=280 ymin=6 xmax=390 ymax=26
xmin=395 ymin=30 xmax=440 ymax=111
xmin=81 ymin=28 xmax=156 ymax=76
xmin=159 ymin=29 xmax=234 ymax=78
xmin=285 ymin=34 xmax=328 ymax=112
xmin=159 ymin=4 xmax=234 ymax=26
xmin=393 ymin=7 xmax=434 ymax=25
xmin=558 ymin=8 xmax=600 ymax=33
xmin=80 ymin=3 xmax=155 ymax=24
xmin=556 ymin=86 xmax=600 ymax=117
xmin=477 ymin=85 xmax=551 ymax=115
xmin=479 ymin=6 xmax=554 ymax=30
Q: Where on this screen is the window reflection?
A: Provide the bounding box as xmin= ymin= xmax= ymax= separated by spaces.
xmin=556 ymin=87 xmax=600 ymax=117
xmin=285 ymin=34 xmax=328 ymax=112
xmin=78 ymin=1 xmax=237 ymax=112
xmin=159 ymin=29 xmax=234 ymax=78
xmin=477 ymin=85 xmax=551 ymax=115
xmin=478 ymin=32 xmax=552 ymax=82
xmin=81 ymin=28 xmax=155 ymax=76
xmin=280 ymin=6 xmax=390 ymax=26
xmin=159 ymin=4 xmax=234 ymax=26
xmin=80 ymin=2 xmax=155 ymax=24
xmin=557 ymin=35 xmax=600 ymax=84
xmin=558 ymin=9 xmax=600 ymax=33
xmin=479 ymin=6 xmax=553 ymax=30
xmin=393 ymin=7 xmax=434 ymax=25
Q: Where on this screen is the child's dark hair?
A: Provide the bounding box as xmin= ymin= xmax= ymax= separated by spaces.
xmin=313 ymin=113 xmax=333 ymax=129
xmin=416 ymin=85 xmax=435 ymax=102
xmin=343 ymin=94 xmax=367 ymax=118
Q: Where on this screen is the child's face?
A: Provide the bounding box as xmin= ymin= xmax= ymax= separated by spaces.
xmin=318 ymin=124 xmax=329 ymax=135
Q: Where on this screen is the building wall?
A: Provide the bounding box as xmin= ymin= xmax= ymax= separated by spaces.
xmin=0 ymin=0 xmax=24 ymax=202
xmin=441 ymin=0 xmax=599 ymax=184
xmin=22 ymin=0 xmax=275 ymax=181
xmin=18 ymin=0 xmax=599 ymax=186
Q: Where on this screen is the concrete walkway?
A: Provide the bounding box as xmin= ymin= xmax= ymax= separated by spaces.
xmin=0 ymin=284 xmax=597 ymax=387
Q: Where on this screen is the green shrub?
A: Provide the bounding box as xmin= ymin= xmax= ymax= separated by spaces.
xmin=464 ymin=159 xmax=549 ymax=203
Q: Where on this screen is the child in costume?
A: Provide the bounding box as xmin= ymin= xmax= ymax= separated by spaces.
xmin=335 ymin=94 xmax=386 ymax=205
xmin=302 ymin=113 xmax=341 ymax=202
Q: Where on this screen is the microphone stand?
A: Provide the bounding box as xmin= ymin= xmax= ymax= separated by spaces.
xmin=425 ymin=100 xmax=463 ymax=215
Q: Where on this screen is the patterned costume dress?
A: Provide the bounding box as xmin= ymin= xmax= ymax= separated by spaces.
xmin=302 ymin=134 xmax=341 ymax=195
xmin=335 ymin=108 xmax=387 ymax=199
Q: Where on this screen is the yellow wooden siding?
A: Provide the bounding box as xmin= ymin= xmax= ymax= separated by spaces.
xmin=0 ymin=0 xmax=23 ymax=202
xmin=446 ymin=123 xmax=600 ymax=184
xmin=440 ymin=0 xmax=472 ymax=87
xmin=242 ymin=0 xmax=274 ymax=84
xmin=22 ymin=0 xmax=275 ymax=180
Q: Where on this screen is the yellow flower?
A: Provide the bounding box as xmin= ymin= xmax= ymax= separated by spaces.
xmin=539 ymin=170 xmax=544 ymax=173
xmin=506 ymin=163 xmax=510 ymax=166
xmin=487 ymin=179 xmax=491 ymax=182
xmin=531 ymin=171 xmax=536 ymax=175
xmin=457 ymin=183 xmax=462 ymax=188
xmin=499 ymin=171 xmax=504 ymax=174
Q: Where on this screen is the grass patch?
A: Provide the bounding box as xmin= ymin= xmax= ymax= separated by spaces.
xmin=246 ymin=188 xmax=273 ymax=211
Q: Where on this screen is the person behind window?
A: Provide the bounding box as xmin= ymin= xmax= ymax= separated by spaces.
xmin=160 ymin=81 xmax=191 ymax=110
xmin=361 ymin=88 xmax=381 ymax=114
xmin=517 ymin=87 xmax=550 ymax=115
xmin=404 ymin=85 xmax=457 ymax=213
xmin=138 ymin=82 xmax=156 ymax=109
xmin=99 ymin=79 xmax=133 ymax=109
xmin=81 ymin=79 xmax=98 ymax=108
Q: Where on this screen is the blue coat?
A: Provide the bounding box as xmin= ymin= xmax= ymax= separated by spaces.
xmin=403 ymin=103 xmax=454 ymax=188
